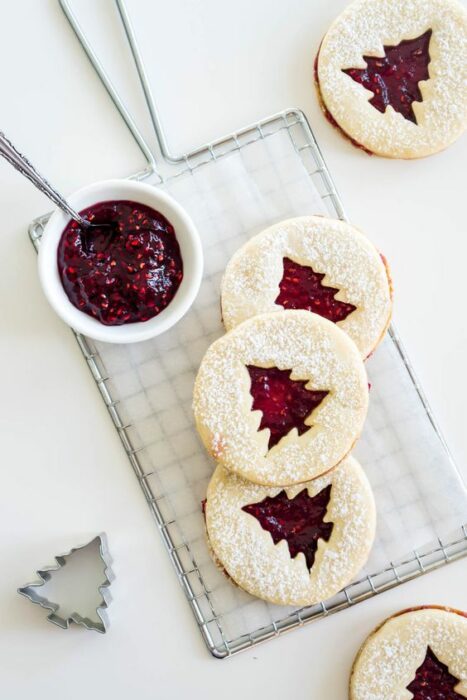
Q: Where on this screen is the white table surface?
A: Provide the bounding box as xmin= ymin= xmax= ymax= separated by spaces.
xmin=0 ymin=1 xmax=466 ymax=697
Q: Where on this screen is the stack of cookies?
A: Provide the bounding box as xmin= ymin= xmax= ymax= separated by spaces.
xmin=192 ymin=215 xmax=393 ymax=607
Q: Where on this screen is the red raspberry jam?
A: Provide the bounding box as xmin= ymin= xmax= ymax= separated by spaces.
xmin=57 ymin=200 xmax=183 ymax=326
xmin=247 ymin=365 xmax=329 ymax=449
xmin=407 ymin=646 xmax=463 ymax=699
xmin=242 ymin=485 xmax=333 ymax=569
xmin=343 ymin=30 xmax=432 ymax=124
xmin=276 ymin=257 xmax=356 ymax=323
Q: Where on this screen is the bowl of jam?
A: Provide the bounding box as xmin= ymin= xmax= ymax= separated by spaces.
xmin=38 ymin=179 xmax=203 ymax=343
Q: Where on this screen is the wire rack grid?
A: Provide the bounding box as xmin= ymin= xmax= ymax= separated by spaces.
xmin=29 ymin=107 xmax=467 ymax=658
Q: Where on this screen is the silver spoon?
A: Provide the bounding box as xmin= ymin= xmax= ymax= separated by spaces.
xmin=0 ymin=131 xmax=98 ymax=228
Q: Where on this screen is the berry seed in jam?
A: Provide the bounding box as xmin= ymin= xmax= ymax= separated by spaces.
xmin=57 ymin=200 xmax=183 ymax=326
xmin=343 ymin=30 xmax=432 ymax=124
xmin=242 ymin=485 xmax=334 ymax=570
xmin=247 ymin=365 xmax=329 ymax=449
xmin=276 ymin=257 xmax=356 ymax=323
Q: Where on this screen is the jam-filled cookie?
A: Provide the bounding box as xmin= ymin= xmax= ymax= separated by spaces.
xmin=316 ymin=0 xmax=467 ymax=158
xmin=350 ymin=606 xmax=467 ymax=699
xmin=193 ymin=310 xmax=368 ymax=486
xmin=221 ymin=216 xmax=392 ymax=358
xmin=205 ymin=456 xmax=376 ymax=606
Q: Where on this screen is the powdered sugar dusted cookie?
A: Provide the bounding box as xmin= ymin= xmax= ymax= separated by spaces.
xmin=205 ymin=456 xmax=376 ymax=606
xmin=193 ymin=310 xmax=368 ymax=486
xmin=221 ymin=216 xmax=392 ymax=358
xmin=350 ymin=606 xmax=467 ymax=699
xmin=316 ymin=0 xmax=467 ymax=158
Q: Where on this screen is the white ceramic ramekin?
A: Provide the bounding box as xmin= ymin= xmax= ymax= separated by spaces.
xmin=38 ymin=179 xmax=203 ymax=344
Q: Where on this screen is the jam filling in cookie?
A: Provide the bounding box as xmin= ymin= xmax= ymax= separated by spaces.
xmin=242 ymin=485 xmax=334 ymax=569
xmin=343 ymin=30 xmax=432 ymax=124
xmin=275 ymin=257 xmax=356 ymax=323
xmin=247 ymin=365 xmax=329 ymax=449
xmin=58 ymin=200 xmax=183 ymax=325
xmin=407 ymin=646 xmax=463 ymax=699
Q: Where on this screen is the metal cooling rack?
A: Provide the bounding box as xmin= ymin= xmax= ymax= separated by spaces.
xmin=28 ymin=0 xmax=467 ymax=658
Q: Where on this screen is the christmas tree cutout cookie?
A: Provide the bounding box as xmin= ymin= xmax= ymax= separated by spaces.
xmin=220 ymin=216 xmax=392 ymax=358
xmin=204 ymin=458 xmax=376 ymax=606
xmin=18 ymin=533 xmax=113 ymax=633
xmin=193 ymin=310 xmax=368 ymax=486
xmin=349 ymin=606 xmax=467 ymax=699
xmin=316 ymin=0 xmax=467 ymax=157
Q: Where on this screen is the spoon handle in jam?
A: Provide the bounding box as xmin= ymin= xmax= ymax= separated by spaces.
xmin=0 ymin=131 xmax=91 ymax=227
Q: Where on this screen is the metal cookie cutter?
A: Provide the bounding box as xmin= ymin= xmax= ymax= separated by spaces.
xmin=18 ymin=533 xmax=114 ymax=633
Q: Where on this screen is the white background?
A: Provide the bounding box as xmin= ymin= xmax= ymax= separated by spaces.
xmin=0 ymin=1 xmax=466 ymax=698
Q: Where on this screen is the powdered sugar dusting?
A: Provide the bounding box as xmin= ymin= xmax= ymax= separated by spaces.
xmin=221 ymin=216 xmax=392 ymax=357
xmin=351 ymin=608 xmax=467 ymax=698
xmin=205 ymin=456 xmax=376 ymax=606
xmin=318 ymin=0 xmax=467 ymax=158
xmin=193 ymin=310 xmax=369 ymax=485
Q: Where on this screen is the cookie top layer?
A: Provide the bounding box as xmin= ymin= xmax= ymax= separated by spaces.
xmin=350 ymin=607 xmax=467 ymax=699
xmin=193 ymin=310 xmax=368 ymax=486
xmin=317 ymin=0 xmax=467 ymax=158
xmin=221 ymin=216 xmax=392 ymax=357
xmin=205 ymin=456 xmax=376 ymax=607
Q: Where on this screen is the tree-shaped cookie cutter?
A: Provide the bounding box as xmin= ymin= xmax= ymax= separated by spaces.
xmin=18 ymin=533 xmax=113 ymax=633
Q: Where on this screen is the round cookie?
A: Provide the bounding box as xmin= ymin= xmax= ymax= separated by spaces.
xmin=316 ymin=0 xmax=467 ymax=158
xmin=221 ymin=216 xmax=392 ymax=358
xmin=193 ymin=310 xmax=368 ymax=486
xmin=205 ymin=456 xmax=376 ymax=607
xmin=350 ymin=606 xmax=467 ymax=699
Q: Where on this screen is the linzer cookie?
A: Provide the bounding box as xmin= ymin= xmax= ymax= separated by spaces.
xmin=193 ymin=310 xmax=368 ymax=486
xmin=204 ymin=457 xmax=376 ymax=606
xmin=315 ymin=0 xmax=467 ymax=158
xmin=221 ymin=216 xmax=392 ymax=358
xmin=350 ymin=606 xmax=467 ymax=699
